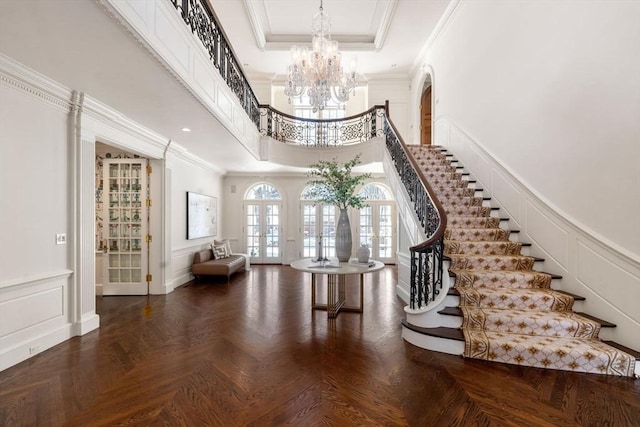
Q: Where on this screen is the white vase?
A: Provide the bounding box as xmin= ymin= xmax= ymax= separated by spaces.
xmin=357 ymin=244 xmax=370 ymax=263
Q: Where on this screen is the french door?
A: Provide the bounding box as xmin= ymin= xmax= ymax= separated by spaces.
xmin=301 ymin=203 xmax=337 ymax=259
xmin=358 ymin=202 xmax=396 ymax=264
xmin=102 ymin=159 xmax=149 ymax=295
xmin=245 ymin=202 xmax=282 ymax=264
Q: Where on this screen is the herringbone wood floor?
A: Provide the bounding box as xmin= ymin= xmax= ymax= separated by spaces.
xmin=1 ymin=265 xmax=639 ymax=426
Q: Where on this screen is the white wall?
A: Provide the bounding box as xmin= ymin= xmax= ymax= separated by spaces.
xmin=415 ymin=0 xmax=640 ymax=258
xmin=168 ymin=155 xmax=225 ymax=286
xmin=368 ymin=78 xmax=411 ymax=141
xmin=411 ymin=0 xmax=640 ymax=349
xmin=1 ymin=82 xmax=69 ymax=283
xmin=0 ymin=65 xmax=78 ymax=370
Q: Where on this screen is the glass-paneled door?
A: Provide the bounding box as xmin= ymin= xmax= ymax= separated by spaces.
xmin=245 ymin=183 xmax=282 ymax=264
xmin=301 ymin=203 xmax=337 ymax=259
xmin=357 ymin=184 xmax=396 ymax=264
xmin=102 ymin=159 xmax=149 ymax=295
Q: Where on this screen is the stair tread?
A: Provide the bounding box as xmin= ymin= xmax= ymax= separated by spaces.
xmin=553 ymin=289 xmax=584 ymax=300
xmin=602 ymin=341 xmax=640 ymax=360
xmin=401 ymin=320 xmax=465 ymax=341
xmin=576 ymin=312 xmax=617 ymax=327
xmin=439 ymin=306 xmax=463 ymax=316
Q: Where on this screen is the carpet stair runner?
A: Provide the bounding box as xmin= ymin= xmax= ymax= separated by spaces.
xmin=406 ymin=145 xmax=637 ymax=377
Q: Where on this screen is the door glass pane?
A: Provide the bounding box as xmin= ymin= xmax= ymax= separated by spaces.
xmin=265 ymin=204 xmax=279 ymax=258
xmin=379 ymin=204 xmax=393 ymax=258
xmin=359 ymin=206 xmax=373 ymax=247
xmin=246 ymin=204 xmax=260 ymax=257
xmin=302 ymin=204 xmax=317 ymax=258
xmin=322 ymin=205 xmax=336 ymax=257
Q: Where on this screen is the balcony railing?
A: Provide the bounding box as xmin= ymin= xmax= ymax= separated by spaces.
xmin=383 ymin=111 xmax=447 ymax=310
xmin=169 ymin=0 xmax=260 ymax=128
xmin=259 ymin=105 xmax=386 ymax=146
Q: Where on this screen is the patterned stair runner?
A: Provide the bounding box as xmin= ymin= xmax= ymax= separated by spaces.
xmin=408 ymin=145 xmax=636 ymax=377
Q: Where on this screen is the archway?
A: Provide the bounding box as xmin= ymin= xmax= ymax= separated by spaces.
xmin=420 ymin=74 xmax=433 ymax=145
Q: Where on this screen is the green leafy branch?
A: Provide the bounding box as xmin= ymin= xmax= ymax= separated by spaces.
xmin=305 ymin=154 xmax=371 ymax=210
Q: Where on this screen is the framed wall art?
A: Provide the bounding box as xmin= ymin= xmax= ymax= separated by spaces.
xmin=187 ymin=192 xmax=217 ymax=239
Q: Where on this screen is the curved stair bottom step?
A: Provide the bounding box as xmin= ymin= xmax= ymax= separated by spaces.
xmin=464 ymin=330 xmax=637 ymax=377
xmin=401 ymin=321 xmax=464 ymax=355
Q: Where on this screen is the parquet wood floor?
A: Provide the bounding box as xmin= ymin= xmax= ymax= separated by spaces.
xmin=1 ymin=266 xmax=639 ymax=426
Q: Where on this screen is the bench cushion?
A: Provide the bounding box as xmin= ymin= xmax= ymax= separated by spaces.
xmin=192 ymin=250 xmax=246 ymax=277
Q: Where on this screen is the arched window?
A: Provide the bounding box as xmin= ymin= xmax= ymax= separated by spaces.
xmin=358 ymin=183 xmax=392 ymax=200
xmin=245 ymin=183 xmax=281 ymax=200
xmin=244 ymin=183 xmax=282 ymax=263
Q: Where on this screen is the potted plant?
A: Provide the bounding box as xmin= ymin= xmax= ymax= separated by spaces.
xmin=306 ymin=154 xmax=371 ymax=261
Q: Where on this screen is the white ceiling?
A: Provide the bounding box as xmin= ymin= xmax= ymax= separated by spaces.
xmin=211 ymin=0 xmax=449 ymax=80
xmin=0 ymin=0 xmax=449 ymax=173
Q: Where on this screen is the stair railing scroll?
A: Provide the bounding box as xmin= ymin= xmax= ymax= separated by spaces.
xmin=383 ymin=111 xmax=447 ymax=309
xmin=259 ymin=105 xmax=386 ymax=146
xmin=169 ymin=0 xmax=260 ymax=128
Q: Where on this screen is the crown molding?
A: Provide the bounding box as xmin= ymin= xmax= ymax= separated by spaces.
xmin=242 ymin=0 xmax=267 ymax=50
xmin=0 ymin=54 xmax=72 ymax=112
xmin=373 ymin=0 xmax=398 ymax=50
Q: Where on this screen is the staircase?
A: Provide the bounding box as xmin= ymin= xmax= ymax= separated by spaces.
xmin=400 ymin=145 xmax=639 ymax=377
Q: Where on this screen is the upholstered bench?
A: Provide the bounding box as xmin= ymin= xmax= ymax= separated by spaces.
xmin=191 ymin=249 xmax=247 ymax=280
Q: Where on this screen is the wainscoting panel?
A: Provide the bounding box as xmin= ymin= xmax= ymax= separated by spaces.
xmin=492 ymin=169 xmax=521 ymax=225
xmin=466 ymin=143 xmax=492 ymax=191
xmin=217 ymin=88 xmax=233 ymax=122
xmin=193 ymin=56 xmax=217 ymax=105
xmin=396 ymin=251 xmax=411 ymax=303
xmin=576 ymin=240 xmax=640 ymax=324
xmin=0 ymin=272 xmax=73 ymax=371
xmin=128 ymin=0 xmax=148 ymax=24
xmin=233 ymin=108 xmax=246 ymax=137
xmin=172 ymin=245 xmax=207 ymax=287
xmin=154 ymin=4 xmax=191 ymax=73
xmin=526 ymin=201 xmax=569 ymax=270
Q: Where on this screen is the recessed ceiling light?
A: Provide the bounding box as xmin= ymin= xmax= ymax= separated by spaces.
xmin=181 ymin=127 xmax=191 ymax=132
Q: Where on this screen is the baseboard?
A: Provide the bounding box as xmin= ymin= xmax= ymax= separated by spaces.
xmin=73 ymin=313 xmax=100 ymax=336
xmin=0 ymin=324 xmax=73 ymax=371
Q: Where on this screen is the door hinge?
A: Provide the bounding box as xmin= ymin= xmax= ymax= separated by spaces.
xmin=146 ymin=234 xmax=152 ymax=243
xmin=146 ymin=199 xmax=152 ymax=207
xmin=146 ymin=274 xmax=152 ymax=282
xmin=146 ymin=165 xmax=152 ymax=174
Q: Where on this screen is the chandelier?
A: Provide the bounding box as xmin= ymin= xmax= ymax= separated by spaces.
xmin=284 ymin=0 xmax=359 ymax=112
